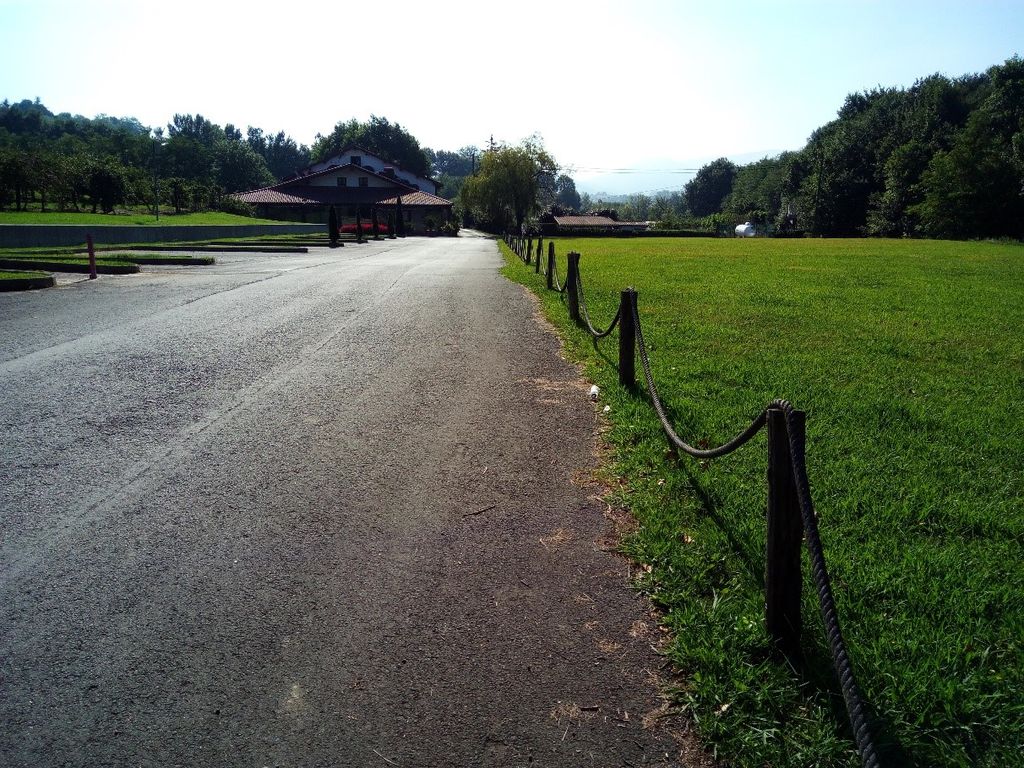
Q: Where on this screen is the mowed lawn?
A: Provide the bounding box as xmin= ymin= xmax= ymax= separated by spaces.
xmin=502 ymin=237 xmax=1023 ymax=767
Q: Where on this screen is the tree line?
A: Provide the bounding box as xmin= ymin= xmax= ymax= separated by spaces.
xmin=683 ymin=56 xmax=1024 ymax=239
xmin=0 ymin=100 xmax=315 ymax=215
xmin=0 ymin=103 xmax=454 ymax=217
xmin=5 ymin=54 xmax=1020 ymax=239
xmin=456 ymin=56 xmax=1022 ymax=241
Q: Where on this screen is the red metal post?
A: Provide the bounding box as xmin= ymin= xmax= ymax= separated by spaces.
xmin=87 ymin=235 xmax=97 ymax=280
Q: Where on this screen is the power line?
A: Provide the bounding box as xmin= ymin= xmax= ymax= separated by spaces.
xmin=568 ymin=166 xmax=700 ymax=174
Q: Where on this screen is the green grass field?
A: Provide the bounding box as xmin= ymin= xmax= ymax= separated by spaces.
xmin=502 ymin=237 xmax=1023 ymax=767
xmin=0 ymin=268 xmax=50 ymax=279
xmin=0 ymin=210 xmax=281 ymax=226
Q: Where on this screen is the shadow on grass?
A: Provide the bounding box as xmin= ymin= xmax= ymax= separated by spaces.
xmin=627 ymin=385 xmax=911 ymax=766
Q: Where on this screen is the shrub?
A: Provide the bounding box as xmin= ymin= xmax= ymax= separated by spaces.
xmin=219 ymin=195 xmax=256 ymax=217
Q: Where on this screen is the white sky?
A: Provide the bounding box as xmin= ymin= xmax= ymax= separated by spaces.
xmin=1 ymin=0 xmax=1021 ymax=193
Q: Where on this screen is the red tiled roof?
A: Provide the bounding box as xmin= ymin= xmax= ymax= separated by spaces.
xmin=233 ymin=188 xmax=317 ymax=205
xmin=232 ymin=184 xmax=453 ymax=208
xmin=553 ymin=215 xmax=622 ymax=227
xmin=377 ymin=191 xmax=454 ymax=207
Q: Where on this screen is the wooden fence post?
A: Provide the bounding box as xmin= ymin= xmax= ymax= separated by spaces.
xmin=566 ymin=251 xmax=581 ymax=324
xmin=619 ymin=289 xmax=636 ymax=389
xmin=535 ymin=237 xmax=542 ymax=273
xmin=546 ymin=242 xmax=555 ymax=290
xmin=766 ymin=407 xmax=806 ymax=662
xmin=527 ymin=237 xmax=534 ymax=264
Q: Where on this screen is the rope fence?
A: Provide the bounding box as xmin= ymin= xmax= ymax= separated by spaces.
xmin=502 ymin=233 xmax=881 ymax=768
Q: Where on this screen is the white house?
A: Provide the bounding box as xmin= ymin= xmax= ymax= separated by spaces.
xmin=307 ymin=147 xmax=440 ymax=196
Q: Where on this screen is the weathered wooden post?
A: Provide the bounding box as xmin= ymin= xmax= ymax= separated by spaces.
xmin=566 ymin=251 xmax=581 ymax=324
xmin=766 ymin=407 xmax=806 ymax=663
xmin=527 ymin=237 xmax=534 ymax=264
xmin=535 ymin=237 xmax=542 ymax=273
xmin=619 ymin=289 xmax=636 ymax=389
xmin=546 ymin=242 xmax=555 ymax=290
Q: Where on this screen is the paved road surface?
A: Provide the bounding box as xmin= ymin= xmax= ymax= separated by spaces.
xmin=1 ymin=235 xmax=700 ymax=767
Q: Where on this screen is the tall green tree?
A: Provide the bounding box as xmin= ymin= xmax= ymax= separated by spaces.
xmin=554 ymin=174 xmax=582 ymax=212
xmin=247 ymin=127 xmax=310 ymax=180
xmin=213 ymin=140 xmax=273 ymax=192
xmin=684 ymin=158 xmax=737 ymax=217
xmin=459 ymin=137 xmax=557 ymax=232
xmin=724 ymin=154 xmax=794 ymax=226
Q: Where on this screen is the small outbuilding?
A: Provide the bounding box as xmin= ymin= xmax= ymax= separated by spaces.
xmin=543 ymin=215 xmax=649 ymax=235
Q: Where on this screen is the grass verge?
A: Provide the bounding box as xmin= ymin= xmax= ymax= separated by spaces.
xmin=0 ymin=246 xmax=216 ymax=272
xmin=501 ymin=236 xmax=1023 ymax=768
xmin=0 ymin=269 xmax=55 ymax=291
xmin=0 ymin=210 xmax=283 ymax=226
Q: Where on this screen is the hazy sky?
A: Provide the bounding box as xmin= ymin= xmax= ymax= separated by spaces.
xmin=1 ymin=0 xmax=1020 ymax=193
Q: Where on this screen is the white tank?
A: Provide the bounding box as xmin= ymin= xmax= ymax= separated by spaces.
xmin=735 ymin=222 xmax=756 ymax=237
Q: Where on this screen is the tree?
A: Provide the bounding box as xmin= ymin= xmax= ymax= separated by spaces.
xmin=312 ymin=115 xmax=429 ymax=177
xmin=0 ymin=148 xmax=30 ymax=210
xmin=167 ymin=113 xmax=222 ymax=146
xmin=248 ymin=127 xmax=310 ymax=181
xmin=622 ymin=193 xmax=652 ymax=222
xmin=425 ymin=146 xmax=477 ymax=177
xmin=87 ymin=158 xmax=127 ymax=213
xmin=459 ymin=137 xmax=558 ymax=232
xmin=425 ymin=145 xmax=479 ymax=203
xmin=684 ymin=158 xmax=737 ymax=217
xmin=723 ymin=154 xmax=793 ymax=226
xmin=554 ymin=174 xmax=581 ymax=212
xmin=914 ymin=59 xmax=1024 ymax=239
xmin=213 ymin=140 xmax=273 ymax=192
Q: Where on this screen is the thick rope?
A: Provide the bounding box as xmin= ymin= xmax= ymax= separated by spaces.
xmin=551 ymin=259 xmax=567 ymax=293
xmin=632 ymin=299 xmax=766 ymax=459
xmin=576 ymin=271 xmax=621 ymax=339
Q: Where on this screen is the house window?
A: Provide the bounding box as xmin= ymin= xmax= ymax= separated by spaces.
xmin=358 ymin=177 xmax=368 ymax=187
xmin=350 ymin=155 xmax=361 ymax=166
xmin=337 ymin=177 xmax=347 ymax=187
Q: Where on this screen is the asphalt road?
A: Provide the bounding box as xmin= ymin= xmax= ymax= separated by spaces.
xmin=1 ymin=235 xmax=702 ymax=767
